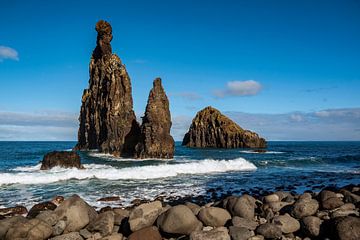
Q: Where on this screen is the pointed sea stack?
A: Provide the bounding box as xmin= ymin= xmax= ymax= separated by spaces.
xmin=182 ymin=106 xmax=266 ymax=148
xmin=75 ymin=20 xmax=140 ymax=156
xmin=135 ymin=78 xmax=175 ymax=158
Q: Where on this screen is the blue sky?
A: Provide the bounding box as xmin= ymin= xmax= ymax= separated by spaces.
xmin=0 ymin=0 xmax=359 ymax=140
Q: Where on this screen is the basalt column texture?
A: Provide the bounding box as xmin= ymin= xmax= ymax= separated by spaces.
xmin=76 ymin=20 xmax=140 ymax=156
xmin=135 ymin=78 xmax=175 ymax=159
xmin=182 ymin=106 xmax=266 ymax=148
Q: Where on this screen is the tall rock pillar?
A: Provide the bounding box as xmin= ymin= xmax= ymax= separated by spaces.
xmin=76 ymin=20 xmax=140 ymax=156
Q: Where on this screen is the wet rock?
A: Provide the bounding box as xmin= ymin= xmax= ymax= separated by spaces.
xmin=273 ymin=213 xmax=300 ymax=233
xmin=41 ymin=151 xmax=83 ymax=170
xmin=0 ymin=205 xmax=28 ymax=217
xmin=76 ymin=20 xmax=140 ymax=157
xmin=87 ymin=211 xmax=114 ymax=236
xmin=129 ymin=201 xmax=162 ymax=232
xmin=182 ymin=106 xmax=266 ymax=148
xmin=97 ymin=196 xmax=121 ymax=202
xmin=27 ymin=201 xmax=57 ymax=218
xmin=320 ymin=190 xmax=344 ymax=210
xmin=134 ymin=78 xmax=175 ymax=158
xmin=232 ymin=216 xmax=258 ymax=230
xmin=301 ymin=216 xmax=321 ymax=237
xmin=256 ymin=223 xmax=282 ymax=239
xmin=128 ymin=226 xmax=162 ymax=240
xmin=198 ymin=207 xmax=231 ymax=227
xmin=291 ymin=197 xmax=319 ymax=219
xmin=49 ymin=232 xmax=84 ymax=240
xmin=54 ymin=195 xmax=98 ymax=233
xmin=5 ymin=218 xmax=53 ymax=240
xmin=229 ymin=226 xmax=254 ymax=240
xmin=157 ymin=205 xmax=202 ymax=235
xmin=336 ymin=216 xmax=360 ymax=240
xmin=228 ymin=195 xmax=257 ymax=219
xmin=190 ymin=226 xmax=230 ymax=240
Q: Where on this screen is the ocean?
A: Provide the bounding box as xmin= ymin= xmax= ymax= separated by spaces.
xmin=0 ymin=141 xmax=359 ymax=209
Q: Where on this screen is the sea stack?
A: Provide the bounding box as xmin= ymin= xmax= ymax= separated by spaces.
xmin=75 ymin=20 xmax=140 ymax=156
xmin=182 ymin=106 xmax=266 ymax=148
xmin=135 ymin=78 xmax=175 ymax=158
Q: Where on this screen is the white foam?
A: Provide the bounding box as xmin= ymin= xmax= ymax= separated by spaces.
xmin=239 ymin=150 xmax=285 ymax=154
xmin=0 ymin=158 xmax=256 ymax=185
xmin=88 ymin=152 xmax=171 ymax=162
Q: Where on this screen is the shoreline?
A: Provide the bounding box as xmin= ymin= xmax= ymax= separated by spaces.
xmin=1 ymin=184 xmax=359 ymax=240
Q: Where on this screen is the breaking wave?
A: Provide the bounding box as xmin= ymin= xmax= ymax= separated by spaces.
xmin=0 ymin=158 xmax=256 ymax=185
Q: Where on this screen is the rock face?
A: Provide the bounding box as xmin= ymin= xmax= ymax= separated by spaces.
xmin=134 ymin=78 xmax=174 ymax=158
xmin=75 ymin=20 xmax=140 ymax=157
xmin=40 ymin=151 xmax=83 ymax=170
xmin=182 ymin=106 xmax=266 ymax=148
xmin=76 ymin=20 xmax=174 ymax=159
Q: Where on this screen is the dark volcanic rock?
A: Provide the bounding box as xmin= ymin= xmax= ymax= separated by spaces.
xmin=182 ymin=106 xmax=266 ymax=148
xmin=134 ymin=78 xmax=175 ymax=158
xmin=40 ymin=151 xmax=83 ymax=170
xmin=75 ymin=20 xmax=140 ymax=157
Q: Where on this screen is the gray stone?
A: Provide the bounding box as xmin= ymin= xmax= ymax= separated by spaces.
xmin=198 ymin=207 xmax=231 ymax=227
xmin=50 ymin=232 xmax=84 ymax=240
xmin=87 ymin=211 xmax=114 ymax=236
xmin=229 ymin=195 xmax=257 ymax=219
xmin=80 ymin=228 xmax=93 ymax=238
xmin=248 ymin=235 xmax=264 ymax=240
xmin=336 ymin=216 xmax=360 ymax=240
xmin=264 ymin=201 xmax=292 ymax=213
xmin=320 ymin=190 xmax=344 ymax=210
xmin=5 ymin=218 xmax=53 ymax=240
xmin=101 ymin=233 xmax=123 ymax=240
xmin=340 ymin=189 xmax=360 ymax=204
xmin=229 ymin=226 xmax=254 ymax=240
xmin=232 ymin=216 xmax=258 ymax=230
xmin=301 ymin=216 xmax=321 ymax=237
xmin=54 ymin=195 xmax=98 ymax=233
xmin=190 ymin=227 xmax=230 ymax=240
xmin=157 ymin=205 xmax=202 ymax=235
xmin=185 ymin=202 xmax=201 ymax=215
xmin=129 ymin=201 xmax=162 ymax=232
xmin=273 ymin=213 xmax=300 ymax=233
xmin=264 ymin=194 xmax=280 ymax=203
xmin=36 ymin=210 xmax=59 ymax=226
xmin=291 ymin=198 xmax=319 ymax=219
xmin=256 ymin=223 xmax=282 ymax=239
xmin=0 ymin=216 xmax=27 ymax=239
xmin=53 ymin=220 xmax=67 ymax=236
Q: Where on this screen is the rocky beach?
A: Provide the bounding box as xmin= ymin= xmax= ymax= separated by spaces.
xmin=1 ymin=184 xmax=359 ymax=240
xmin=1 ymin=7 xmax=360 ymax=240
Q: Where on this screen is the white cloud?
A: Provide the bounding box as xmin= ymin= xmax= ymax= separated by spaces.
xmin=214 ymin=80 xmax=262 ymax=98
xmin=0 ymin=46 xmax=19 ymax=61
xmin=290 ymin=114 xmax=304 ymax=122
xmin=0 ymin=111 xmax=78 ymax=140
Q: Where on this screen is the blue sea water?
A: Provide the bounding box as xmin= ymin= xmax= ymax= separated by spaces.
xmin=0 ymin=141 xmax=359 ymax=209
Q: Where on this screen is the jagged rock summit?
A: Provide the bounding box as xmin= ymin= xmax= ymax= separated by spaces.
xmin=182 ymin=106 xmax=266 ymax=148
xmin=135 ymin=78 xmax=175 ymax=159
xmin=75 ymin=20 xmax=173 ymax=158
